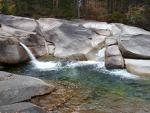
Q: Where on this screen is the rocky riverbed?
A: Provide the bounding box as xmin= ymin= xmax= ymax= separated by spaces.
xmin=1 ymin=14 xmax=150 ymax=112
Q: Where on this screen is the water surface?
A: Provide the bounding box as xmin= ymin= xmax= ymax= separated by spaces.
xmin=2 ymin=56 xmax=150 ymax=113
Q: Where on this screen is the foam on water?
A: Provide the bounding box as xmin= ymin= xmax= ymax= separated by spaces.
xmin=32 ymin=60 xmax=62 ymax=71
xmin=66 ymin=61 xmax=99 ymax=68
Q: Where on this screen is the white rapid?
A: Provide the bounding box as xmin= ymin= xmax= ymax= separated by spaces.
xmin=66 ymin=48 xmax=139 ymax=79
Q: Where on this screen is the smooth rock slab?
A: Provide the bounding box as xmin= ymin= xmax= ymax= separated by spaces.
xmin=0 ymin=102 xmax=47 ymax=113
xmin=44 ymin=23 xmax=97 ymax=60
xmin=0 ymin=71 xmax=55 ymax=106
xmin=125 ymin=59 xmax=150 ymax=76
xmin=118 ymin=34 xmax=150 ymax=59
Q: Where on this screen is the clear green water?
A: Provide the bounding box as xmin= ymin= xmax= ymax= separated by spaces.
xmin=2 ymin=56 xmax=150 ymax=112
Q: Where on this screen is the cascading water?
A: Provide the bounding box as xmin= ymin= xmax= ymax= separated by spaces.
xmin=19 ymin=42 xmax=61 ymax=70
xmin=19 ymin=42 xmax=36 ymax=61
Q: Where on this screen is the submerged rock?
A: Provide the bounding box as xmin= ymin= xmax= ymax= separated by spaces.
xmin=125 ymin=59 xmax=150 ymax=76
xmin=0 ymin=102 xmax=47 ymax=113
xmin=0 ymin=71 xmax=55 ymax=106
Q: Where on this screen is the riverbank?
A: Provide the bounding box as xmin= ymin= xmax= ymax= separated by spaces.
xmin=0 ymin=71 xmax=55 ymax=112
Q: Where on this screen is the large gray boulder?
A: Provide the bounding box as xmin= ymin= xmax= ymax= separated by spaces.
xmin=41 ymin=21 xmax=98 ymax=60
xmin=125 ymin=59 xmax=150 ymax=76
xmin=0 ymin=102 xmax=47 ymax=113
xmin=0 ymin=15 xmax=42 ymax=35
xmin=105 ymin=45 xmax=124 ymax=69
xmin=118 ymin=34 xmax=150 ymax=59
xmin=0 ymin=31 xmax=29 ymax=64
xmin=0 ymin=71 xmax=55 ymax=106
xmin=0 ymin=15 xmax=47 ymax=57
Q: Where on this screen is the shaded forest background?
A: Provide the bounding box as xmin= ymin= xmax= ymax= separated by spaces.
xmin=1 ymin=0 xmax=150 ymax=30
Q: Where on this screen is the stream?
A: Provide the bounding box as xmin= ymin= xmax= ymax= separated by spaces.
xmin=1 ymin=43 xmax=150 ymax=113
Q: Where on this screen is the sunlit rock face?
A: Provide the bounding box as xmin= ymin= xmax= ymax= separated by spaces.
xmin=125 ymin=59 xmax=150 ymax=76
xmin=118 ymin=34 xmax=150 ymax=59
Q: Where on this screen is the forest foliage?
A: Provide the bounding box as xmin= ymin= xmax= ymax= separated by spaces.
xmin=1 ymin=0 xmax=150 ymax=30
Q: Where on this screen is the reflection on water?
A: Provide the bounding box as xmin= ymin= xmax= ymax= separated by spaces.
xmin=2 ymin=56 xmax=150 ymax=113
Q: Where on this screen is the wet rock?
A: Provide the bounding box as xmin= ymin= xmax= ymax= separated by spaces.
xmin=0 ymin=71 xmax=55 ymax=106
xmin=125 ymin=59 xmax=150 ymax=76
xmin=0 ymin=102 xmax=47 ymax=113
xmin=105 ymin=45 xmax=124 ymax=69
xmin=118 ymin=34 xmax=150 ymax=59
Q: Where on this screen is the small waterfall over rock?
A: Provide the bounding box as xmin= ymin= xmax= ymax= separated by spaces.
xmin=19 ymin=42 xmax=61 ymax=70
xmin=19 ymin=42 xmax=36 ymax=61
xmin=95 ymin=47 xmax=106 ymax=61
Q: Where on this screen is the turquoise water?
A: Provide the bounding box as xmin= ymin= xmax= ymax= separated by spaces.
xmin=2 ymin=56 xmax=150 ymax=112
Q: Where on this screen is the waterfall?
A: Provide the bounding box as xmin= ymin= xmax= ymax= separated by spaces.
xmin=19 ymin=42 xmax=36 ymax=61
xmin=19 ymin=42 xmax=61 ymax=70
xmin=95 ymin=47 xmax=106 ymax=61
